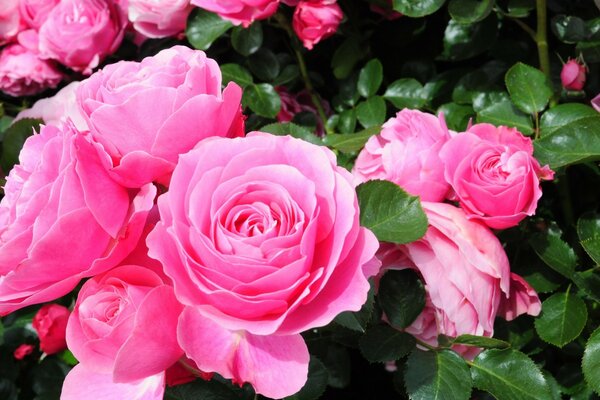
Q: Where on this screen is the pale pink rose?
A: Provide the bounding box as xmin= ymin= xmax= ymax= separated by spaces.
xmin=32 ymin=303 xmax=70 ymax=355
xmin=76 ymin=45 xmax=244 ymax=188
xmin=128 ymin=0 xmax=193 ymax=38
xmin=0 ymin=43 xmax=63 ymax=97
xmin=19 ymin=0 xmax=60 ymax=30
xmin=293 ymin=0 xmax=343 ymax=50
xmin=378 ymin=202 xmax=541 ymax=358
xmin=353 ymin=109 xmax=451 ymax=202
xmin=15 ymin=82 xmax=88 ymax=130
xmin=0 ymin=122 xmax=156 ymax=316
xmin=191 ymin=0 xmax=280 ymax=27
xmin=147 ymin=133 xmax=380 ymax=398
xmin=593 ymin=94 xmax=600 ymax=112
xmin=38 ymin=0 xmax=127 ymax=74
xmin=0 ymin=0 xmax=23 ymax=45
xmin=561 ymin=58 xmax=587 ymax=91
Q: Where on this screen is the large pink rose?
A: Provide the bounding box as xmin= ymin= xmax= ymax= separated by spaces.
xmin=190 ymin=0 xmax=280 ymax=27
xmin=0 ymin=0 xmax=23 ymax=45
xmin=19 ymin=0 xmax=60 ymax=30
xmin=0 ymin=122 xmax=156 ymax=315
xmin=38 ymin=0 xmax=126 ymax=74
xmin=293 ymin=0 xmax=343 ymax=50
xmin=147 ymin=133 xmax=380 ymax=398
xmin=378 ymin=202 xmax=541 ymax=358
xmin=128 ymin=0 xmax=193 ymax=38
xmin=439 ymin=123 xmax=554 ymax=229
xmin=76 ymin=45 xmax=244 ymax=188
xmin=353 ymin=109 xmax=451 ymax=202
xmin=0 ymin=42 xmax=63 ymax=97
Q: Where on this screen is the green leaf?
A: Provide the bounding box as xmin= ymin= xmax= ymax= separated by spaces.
xmin=31 ymin=358 xmax=70 ymax=396
xmin=529 ymin=224 xmax=577 ymax=279
xmin=383 ymin=78 xmax=427 ymax=109
xmin=471 ymin=349 xmax=553 ymax=400
xmin=248 ymin=49 xmax=280 ymax=81
xmin=284 ymin=358 xmax=328 ymax=400
xmin=405 ymin=350 xmax=472 ymax=400
xmin=231 ymin=23 xmax=263 ymax=56
xmin=440 ymin=15 xmax=498 ymax=61
xmin=437 ymin=103 xmax=475 ymax=131
xmin=378 ymin=269 xmax=426 ymax=329
xmin=551 ymin=15 xmax=587 ymax=44
xmin=186 ymin=9 xmax=232 ymax=51
xmin=356 ymin=180 xmax=428 ymax=244
xmin=540 ymin=103 xmax=597 ymax=137
xmin=452 ymin=61 xmax=506 ymax=105
xmin=358 ymin=59 xmax=383 ymax=98
xmin=392 ymin=0 xmax=446 ymax=17
xmin=323 ymin=126 xmax=380 ymax=153
xmin=448 ymin=0 xmax=494 ymax=24
xmin=534 ymin=112 xmax=600 ymax=168
xmin=273 ymin=65 xmax=300 ymax=86
xmin=261 ymin=122 xmax=322 ymax=145
xmin=582 ymin=326 xmax=600 ymax=395
xmin=534 ymin=288 xmax=588 ymax=347
xmin=359 ymin=325 xmax=416 ymax=362
xmin=1 ymin=118 xmax=42 ymax=173
xmin=165 ymin=379 xmax=239 ymax=400
xmin=451 ymin=335 xmax=511 ymax=349
xmin=221 ymin=64 xmax=253 ymax=88
xmin=505 ymin=62 xmax=553 ymax=114
xmin=506 ymin=0 xmax=535 ymax=17
xmin=336 ymin=108 xmax=357 ymax=134
xmin=334 ymin=281 xmax=375 ymax=332
xmin=356 ymin=96 xmax=386 ymax=128
xmin=243 ymin=83 xmax=281 ymax=118
xmin=331 ymin=37 xmax=367 ymax=80
xmin=476 ymin=98 xmax=534 ymax=135
xmin=577 ymin=212 xmax=600 ymax=265
xmin=572 ymin=269 xmax=600 ymax=304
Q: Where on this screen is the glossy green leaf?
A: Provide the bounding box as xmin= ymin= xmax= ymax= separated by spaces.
xmin=356 ymin=180 xmax=428 ymax=244
xmin=540 ymin=103 xmax=597 ymax=137
xmin=572 ymin=269 xmax=600 ymax=304
xmin=260 ymin=122 xmax=321 ymax=145
xmin=323 ymin=126 xmax=380 ymax=153
xmin=221 ymin=64 xmax=253 ymax=88
xmin=186 ymin=9 xmax=232 ymax=50
xmin=440 ymin=14 xmax=498 ymax=61
xmin=437 ymin=103 xmax=475 ymax=131
xmin=392 ymin=0 xmax=446 ymax=17
xmin=359 ymin=325 xmax=416 ymax=362
xmin=356 ymin=96 xmax=386 ymax=128
xmin=476 ymin=98 xmax=534 ymax=135
xmin=551 ymin=15 xmax=587 ymax=44
xmin=505 ymin=62 xmax=553 ymax=114
xmin=452 ymin=61 xmax=506 ymax=105
xmin=452 ymin=335 xmax=511 ymax=349
xmin=405 ymin=350 xmax=472 ymax=400
xmin=1 ymin=118 xmax=42 ymax=173
xmin=248 ymin=49 xmax=280 ymax=81
xmin=273 ymin=65 xmax=300 ymax=86
xmin=582 ymin=326 xmax=600 ymax=395
xmin=358 ymin=59 xmax=383 ymax=98
xmin=577 ymin=212 xmax=600 ymax=265
xmin=534 ymin=288 xmax=588 ymax=347
xmin=448 ymin=0 xmax=494 ymax=24
xmin=231 ymin=22 xmax=263 ymax=56
xmin=284 ymin=358 xmax=328 ymax=400
xmin=331 ymin=37 xmax=366 ymax=79
xmin=243 ymin=83 xmax=281 ymax=118
xmin=471 ymin=349 xmax=553 ymax=400
xmin=506 ymin=0 xmax=535 ymax=17
xmin=378 ymin=269 xmax=426 ymax=329
xmin=529 ymin=224 xmax=577 ymax=278
xmin=336 ymin=108 xmax=357 ymax=134
xmin=383 ymin=78 xmax=427 ymax=109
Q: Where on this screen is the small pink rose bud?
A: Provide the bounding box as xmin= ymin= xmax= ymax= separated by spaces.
xmin=14 ymin=344 xmax=35 ymax=360
xmin=32 ymin=304 xmax=70 ymax=355
xmin=561 ymin=58 xmax=587 ymax=91
xmin=293 ymin=0 xmax=343 ymax=50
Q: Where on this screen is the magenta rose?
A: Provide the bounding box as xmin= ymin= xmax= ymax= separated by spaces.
xmin=147 ymin=133 xmax=380 ymax=398
xmin=0 ymin=42 xmax=63 ymax=97
xmin=0 ymin=0 xmax=23 ymax=45
xmin=38 ymin=0 xmax=126 ymax=74
xmin=439 ymin=123 xmax=554 ymax=229
xmin=32 ymin=304 xmax=70 ymax=355
xmin=191 ymin=0 xmax=280 ymax=27
xmin=76 ymin=45 xmax=245 ymax=188
xmin=561 ymin=58 xmax=587 ymax=91
xmin=19 ymin=0 xmax=60 ymax=30
xmin=127 ymin=0 xmax=192 ymax=38
xmin=378 ymin=202 xmax=541 ymax=358
xmin=293 ymin=0 xmax=343 ymax=50
xmin=353 ymin=109 xmax=451 ymax=202
xmin=0 ymin=122 xmax=156 ymax=316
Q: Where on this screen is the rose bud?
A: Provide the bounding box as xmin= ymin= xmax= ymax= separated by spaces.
xmin=32 ymin=304 xmax=70 ymax=355
xmin=190 ymin=0 xmax=280 ymax=27
xmin=293 ymin=0 xmax=343 ymax=50
xmin=14 ymin=344 xmax=35 ymax=360
xmin=561 ymin=58 xmax=587 ymax=91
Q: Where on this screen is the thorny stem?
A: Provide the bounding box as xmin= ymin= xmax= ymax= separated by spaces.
xmin=536 ymin=0 xmax=551 ymax=80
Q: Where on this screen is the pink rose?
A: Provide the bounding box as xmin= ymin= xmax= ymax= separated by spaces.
xmin=14 ymin=344 xmax=35 ymax=360
xmin=370 ymin=0 xmax=402 ymax=20
xmin=38 ymin=0 xmax=127 ymax=74
xmin=0 ymin=0 xmax=23 ymax=45
xmin=191 ymin=0 xmax=280 ymax=27
xmin=353 ymin=109 xmax=451 ymax=202
xmin=32 ymin=303 xmax=70 ymax=355
xmin=147 ymin=133 xmax=380 ymax=398
xmin=0 ymin=43 xmax=63 ymax=97
xmin=561 ymin=58 xmax=587 ymax=91
xmin=0 ymin=122 xmax=156 ymax=316
xmin=76 ymin=45 xmax=244 ymax=188
xmin=378 ymin=202 xmax=541 ymax=358
xmin=128 ymin=0 xmax=193 ymax=38
xmin=439 ymin=123 xmax=554 ymax=229
xmin=19 ymin=0 xmax=60 ymax=30
xmin=293 ymin=0 xmax=343 ymax=50
xmin=593 ymin=93 xmax=600 ymax=112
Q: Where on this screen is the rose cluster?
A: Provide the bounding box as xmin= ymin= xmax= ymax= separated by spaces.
xmin=1 ymin=46 xmax=380 ymax=399
xmin=353 ymin=109 xmax=554 ymax=356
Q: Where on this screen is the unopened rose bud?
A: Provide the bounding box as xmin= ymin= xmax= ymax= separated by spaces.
xmin=561 ymin=58 xmax=587 ymax=91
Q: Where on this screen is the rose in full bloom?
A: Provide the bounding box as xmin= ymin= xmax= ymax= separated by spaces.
xmin=439 ymin=123 xmax=554 ymax=229
xmin=76 ymin=45 xmax=244 ymax=188
xmin=127 ymin=0 xmax=193 ymax=38
xmin=561 ymin=58 xmax=587 ymax=91
xmin=147 ymin=133 xmax=380 ymax=398
xmin=190 ymin=0 xmax=280 ymax=27
xmin=0 ymin=0 xmax=23 ymax=45
xmin=38 ymin=0 xmax=126 ymax=74
xmin=353 ymin=109 xmax=451 ymax=202
xmin=293 ymin=0 xmax=343 ymax=50
xmin=378 ymin=202 xmax=541 ymax=358
xmin=32 ymin=304 xmax=70 ymax=355
xmin=0 ymin=122 xmax=156 ymax=316
xmin=0 ymin=42 xmax=63 ymax=97
xmin=19 ymin=0 xmax=60 ymax=30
